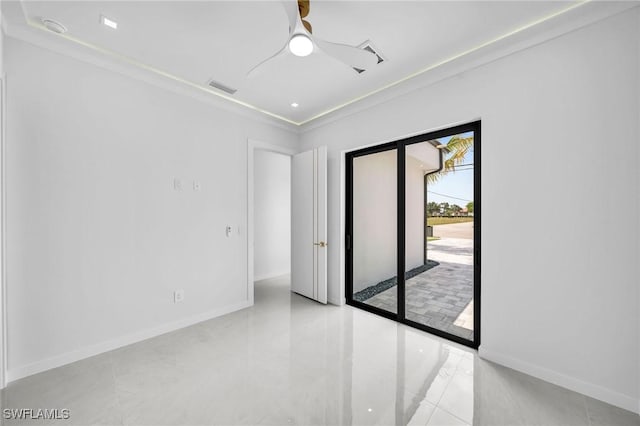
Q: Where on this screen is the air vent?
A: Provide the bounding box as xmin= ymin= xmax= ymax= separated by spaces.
xmin=206 ymin=79 xmax=237 ymax=95
xmin=353 ymin=41 xmax=385 ymax=74
xmin=41 ymin=18 xmax=67 ymax=34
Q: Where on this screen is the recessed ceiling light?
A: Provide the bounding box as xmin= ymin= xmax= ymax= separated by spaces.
xmin=291 ymin=102 xmax=299 ymax=108
xmin=100 ymin=15 xmax=118 ymax=30
xmin=41 ymin=19 xmax=67 ymax=34
xmin=288 ymin=34 xmax=313 ymax=57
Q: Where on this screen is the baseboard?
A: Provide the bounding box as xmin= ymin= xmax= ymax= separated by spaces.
xmin=254 ymin=270 xmax=290 ymax=282
xmin=328 ymin=296 xmax=345 ymax=306
xmin=478 ymin=346 xmax=639 ymax=414
xmin=7 ymin=299 xmax=252 ymax=383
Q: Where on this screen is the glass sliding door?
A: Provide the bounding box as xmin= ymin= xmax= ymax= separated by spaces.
xmin=348 ymin=144 xmax=398 ymax=317
xmin=346 ymin=122 xmax=480 ymax=348
xmin=404 ymin=131 xmax=476 ymax=342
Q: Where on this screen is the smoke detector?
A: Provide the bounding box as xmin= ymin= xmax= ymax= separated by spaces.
xmin=41 ymin=19 xmax=67 ymax=34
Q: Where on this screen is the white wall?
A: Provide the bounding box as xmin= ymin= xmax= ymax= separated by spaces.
xmin=301 ymin=10 xmax=640 ymax=412
xmin=4 ymin=36 xmax=298 ymax=380
xmin=253 ymin=150 xmax=291 ymax=281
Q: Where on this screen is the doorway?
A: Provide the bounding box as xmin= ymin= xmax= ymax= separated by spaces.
xmin=247 ymin=140 xmax=295 ymax=305
xmin=345 ymin=121 xmax=480 ymax=348
xmin=253 ymin=150 xmax=291 ymax=282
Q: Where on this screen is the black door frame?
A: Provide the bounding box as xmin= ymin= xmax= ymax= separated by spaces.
xmin=345 ymin=121 xmax=481 ymax=349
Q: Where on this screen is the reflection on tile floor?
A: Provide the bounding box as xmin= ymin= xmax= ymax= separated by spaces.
xmin=1 ymin=276 xmax=638 ymax=426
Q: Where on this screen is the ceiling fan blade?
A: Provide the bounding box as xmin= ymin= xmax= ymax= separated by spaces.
xmin=282 ymin=0 xmax=300 ymax=34
xmin=314 ymin=39 xmax=379 ymax=71
xmin=302 ymin=19 xmax=312 ymax=34
xmin=247 ymin=1 xmax=301 ymax=79
xmin=298 ymin=0 xmax=310 ymax=18
xmin=247 ymin=44 xmax=288 ymax=78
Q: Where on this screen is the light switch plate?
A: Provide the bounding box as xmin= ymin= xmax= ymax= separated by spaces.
xmin=174 ymin=289 xmax=184 ymax=303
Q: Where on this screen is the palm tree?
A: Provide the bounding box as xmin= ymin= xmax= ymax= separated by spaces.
xmin=424 ymin=134 xmax=474 ymax=261
xmin=426 ymin=135 xmax=474 ymax=184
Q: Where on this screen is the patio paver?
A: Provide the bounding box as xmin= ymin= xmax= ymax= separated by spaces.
xmin=362 ymin=237 xmax=474 ymax=341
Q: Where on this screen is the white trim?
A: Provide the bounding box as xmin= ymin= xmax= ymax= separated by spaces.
xmin=300 ymin=2 xmax=639 ymax=132
xmin=637 ymin=6 xmax=640 ymax=417
xmin=7 ymin=300 xmax=251 ymax=383
xmin=333 ymin=149 xmax=347 ymax=307
xmin=247 ymin=139 xmax=296 ymax=306
xmin=0 ymin=74 xmax=6 ymax=389
xmin=2 ymin=17 xmax=297 ymax=133
xmin=478 ymin=346 xmax=640 ymax=414
xmin=298 ymin=0 xmax=591 ymax=126
xmin=20 ymin=13 xmax=297 ymax=126
xmin=4 ymin=1 xmax=636 ymax=128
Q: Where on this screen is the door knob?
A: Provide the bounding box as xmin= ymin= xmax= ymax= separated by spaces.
xmin=314 ymin=241 xmax=327 ymax=247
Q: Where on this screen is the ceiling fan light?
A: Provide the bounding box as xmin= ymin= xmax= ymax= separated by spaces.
xmin=289 ymin=34 xmax=313 ymax=57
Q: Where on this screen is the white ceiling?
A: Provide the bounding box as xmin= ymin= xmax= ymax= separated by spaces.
xmin=6 ymin=1 xmax=590 ymax=124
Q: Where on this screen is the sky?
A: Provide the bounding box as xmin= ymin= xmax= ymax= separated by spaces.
xmin=426 ymin=131 xmax=474 ymax=208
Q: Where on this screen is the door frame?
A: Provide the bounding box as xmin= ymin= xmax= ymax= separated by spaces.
xmin=1 ymin=76 xmax=6 ymax=387
xmin=345 ymin=121 xmax=481 ymax=349
xmin=247 ymin=139 xmax=296 ymax=305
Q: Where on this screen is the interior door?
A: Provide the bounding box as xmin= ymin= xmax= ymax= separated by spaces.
xmin=291 ymin=146 xmax=327 ymax=304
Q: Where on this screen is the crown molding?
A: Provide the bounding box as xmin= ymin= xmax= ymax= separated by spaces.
xmin=3 ymin=1 xmax=637 ymax=132
xmin=3 ymin=1 xmax=300 ymax=133
xmin=299 ymin=1 xmax=639 ymax=132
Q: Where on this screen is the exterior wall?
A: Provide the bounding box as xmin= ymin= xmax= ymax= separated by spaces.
xmin=352 ymin=151 xmax=426 ymax=293
xmin=352 ymin=150 xmax=397 ymax=293
xmin=405 ymin=155 xmax=425 ymax=273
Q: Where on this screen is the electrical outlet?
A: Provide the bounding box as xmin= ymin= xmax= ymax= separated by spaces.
xmin=225 ymin=226 xmax=232 ymax=237
xmin=173 ymin=289 xmax=184 ymax=303
xmin=193 ymin=181 xmax=201 ymax=191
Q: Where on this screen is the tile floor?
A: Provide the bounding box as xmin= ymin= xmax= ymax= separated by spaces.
xmin=1 ymin=276 xmax=638 ymax=426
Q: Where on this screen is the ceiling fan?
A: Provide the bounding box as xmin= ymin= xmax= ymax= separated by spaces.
xmin=247 ymin=0 xmax=379 ymax=77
